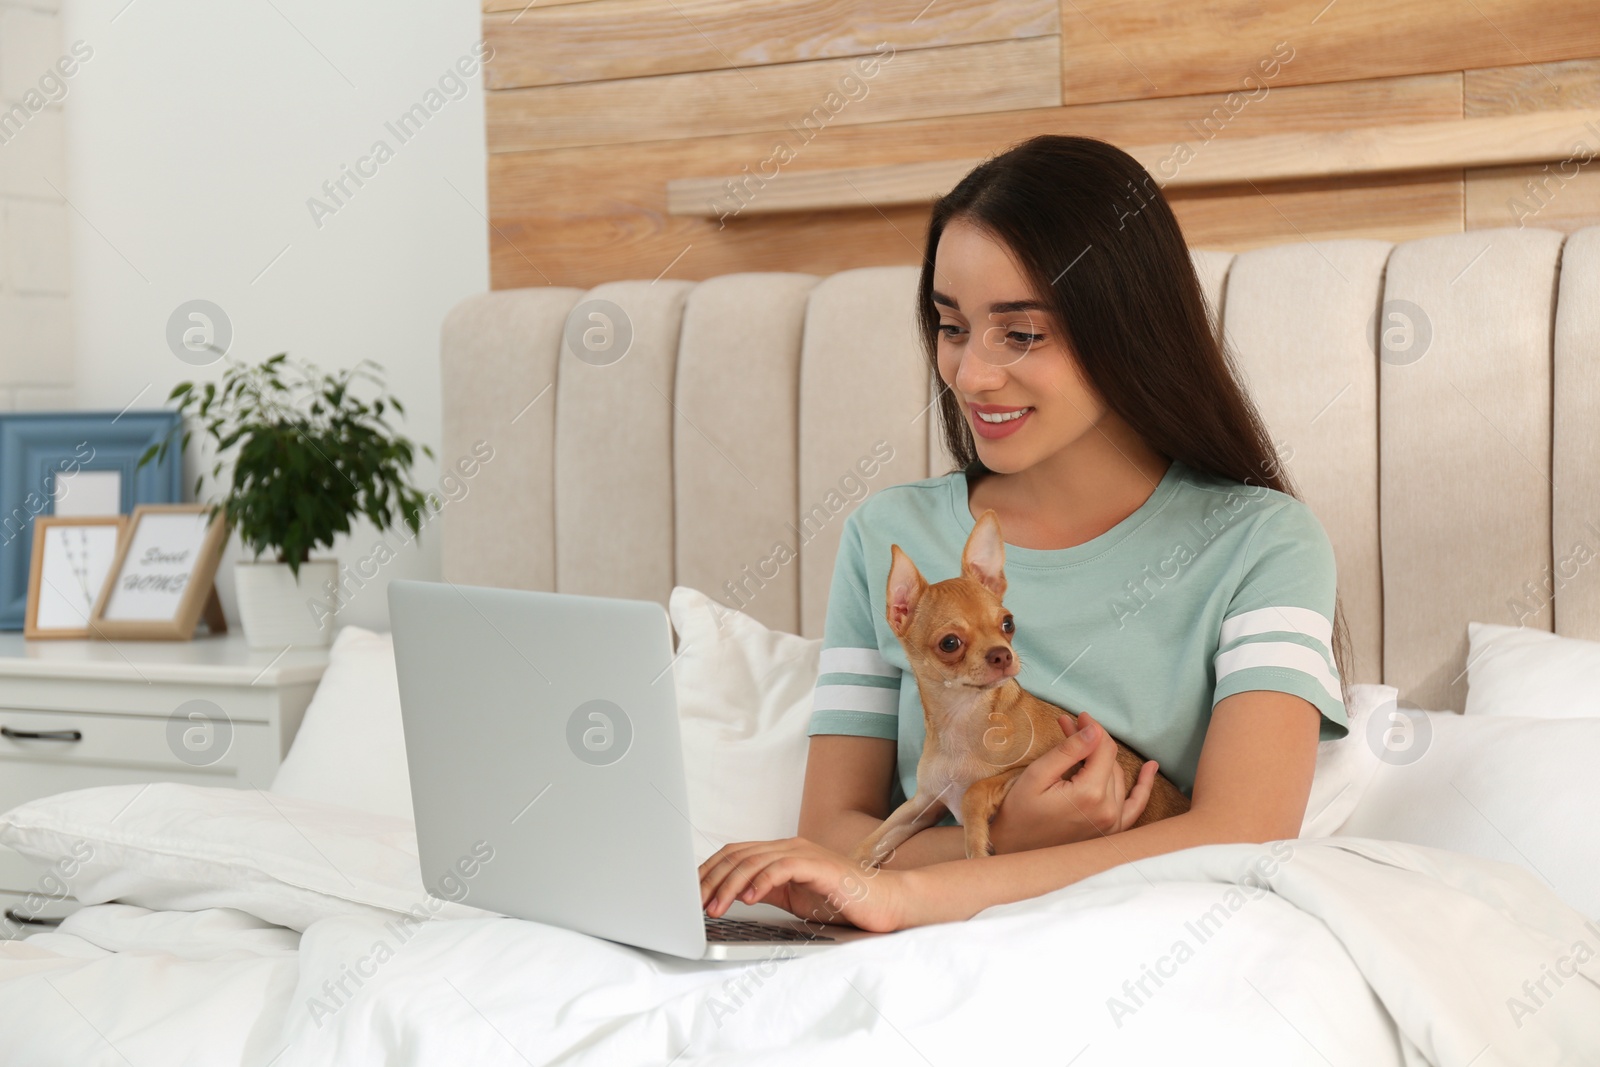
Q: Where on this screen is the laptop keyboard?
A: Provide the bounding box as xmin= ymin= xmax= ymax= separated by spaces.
xmin=704 ymin=915 xmax=835 ymax=944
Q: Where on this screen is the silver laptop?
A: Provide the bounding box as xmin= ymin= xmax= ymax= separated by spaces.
xmin=387 ymin=579 xmax=887 ymax=960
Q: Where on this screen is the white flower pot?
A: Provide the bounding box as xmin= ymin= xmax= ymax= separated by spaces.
xmin=234 ymin=559 xmax=340 ymax=649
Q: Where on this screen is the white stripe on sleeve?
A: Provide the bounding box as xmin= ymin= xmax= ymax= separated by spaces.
xmin=812 ymin=683 xmax=899 ymax=717
xmin=1219 ymin=606 xmax=1333 ymax=653
xmin=818 ymin=646 xmax=899 ymax=678
xmin=1214 ymin=641 xmax=1343 ymax=704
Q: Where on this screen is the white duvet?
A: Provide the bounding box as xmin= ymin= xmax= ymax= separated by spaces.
xmin=4 ymin=836 xmax=1597 ymax=1067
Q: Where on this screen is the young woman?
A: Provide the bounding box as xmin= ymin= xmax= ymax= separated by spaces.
xmin=698 ymin=135 xmax=1353 ymax=932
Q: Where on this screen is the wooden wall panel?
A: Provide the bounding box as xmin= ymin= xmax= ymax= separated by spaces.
xmin=486 ymin=175 xmax=1469 ymax=291
xmin=485 ymin=37 xmax=1062 ymax=152
xmin=1465 ymin=58 xmax=1600 ymax=232
xmin=481 ymin=1 xmax=1600 ymax=289
xmin=1466 ymin=164 xmax=1600 ymax=232
xmin=485 ymin=0 xmax=1057 ymax=89
xmin=488 ymin=74 xmax=1463 ymax=288
xmin=1169 ymin=172 xmax=1465 ymax=251
xmin=1057 ymin=0 xmax=1600 ymax=106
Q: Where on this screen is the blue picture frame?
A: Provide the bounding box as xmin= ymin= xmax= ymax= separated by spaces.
xmin=0 ymin=411 xmax=183 ymax=629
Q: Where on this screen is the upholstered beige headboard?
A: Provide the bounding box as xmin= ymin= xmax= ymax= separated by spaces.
xmin=439 ymin=226 xmax=1600 ymax=713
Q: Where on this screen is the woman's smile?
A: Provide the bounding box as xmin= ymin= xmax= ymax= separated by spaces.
xmin=968 ymin=401 xmax=1034 ymax=439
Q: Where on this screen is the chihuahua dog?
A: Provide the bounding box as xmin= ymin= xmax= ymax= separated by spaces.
xmin=849 ymin=509 xmax=1190 ymax=867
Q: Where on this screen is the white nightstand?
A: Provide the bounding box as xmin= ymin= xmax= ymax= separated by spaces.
xmin=0 ymin=634 xmax=328 ymax=937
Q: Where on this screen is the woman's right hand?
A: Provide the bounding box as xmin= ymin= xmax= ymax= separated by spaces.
xmin=987 ymin=712 xmax=1158 ymax=853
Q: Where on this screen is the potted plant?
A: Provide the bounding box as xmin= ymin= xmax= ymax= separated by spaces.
xmin=142 ymin=353 xmax=435 ymax=648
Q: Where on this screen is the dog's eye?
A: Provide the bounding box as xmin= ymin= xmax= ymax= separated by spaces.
xmin=1001 ymin=615 xmax=1014 ymax=634
xmin=938 ymin=634 xmax=961 ymax=654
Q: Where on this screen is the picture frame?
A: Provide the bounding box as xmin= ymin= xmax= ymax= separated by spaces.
xmin=24 ymin=515 xmax=129 ymax=639
xmin=88 ymin=504 xmax=229 ymax=640
xmin=0 ymin=411 xmax=183 ymax=629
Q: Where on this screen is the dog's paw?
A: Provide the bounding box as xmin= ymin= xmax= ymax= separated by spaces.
xmin=848 ymin=845 xmax=881 ymax=870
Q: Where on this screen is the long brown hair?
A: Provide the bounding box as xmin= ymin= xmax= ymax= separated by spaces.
xmin=916 ymin=134 xmax=1353 ymax=695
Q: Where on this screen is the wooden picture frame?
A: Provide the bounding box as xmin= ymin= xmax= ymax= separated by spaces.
xmin=25 ymin=515 xmax=129 ymax=639
xmin=88 ymin=504 xmax=228 ymax=640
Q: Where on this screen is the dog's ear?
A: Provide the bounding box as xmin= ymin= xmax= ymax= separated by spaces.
xmin=961 ymin=509 xmax=1007 ymax=600
xmin=886 ymin=545 xmax=928 ymax=637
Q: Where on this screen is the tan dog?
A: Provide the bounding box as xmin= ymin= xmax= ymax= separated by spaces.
xmin=850 ymin=509 xmax=1190 ymax=867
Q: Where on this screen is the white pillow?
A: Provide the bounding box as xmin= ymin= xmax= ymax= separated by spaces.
xmin=0 ymin=783 xmax=495 ymax=932
xmin=1298 ymin=683 xmax=1391 ymax=838
xmin=1337 ymin=710 xmax=1600 ymax=919
xmin=278 ymin=596 xmax=823 ymax=864
xmin=270 ymin=625 xmax=415 ymax=819
xmin=1465 ymin=621 xmax=1600 ymax=719
xmin=668 ymin=586 xmax=822 ymax=864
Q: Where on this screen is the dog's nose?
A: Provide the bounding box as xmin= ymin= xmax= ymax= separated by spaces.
xmin=986 ymin=646 xmax=1012 ymax=671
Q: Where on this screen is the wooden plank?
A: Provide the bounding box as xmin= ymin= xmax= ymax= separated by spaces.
xmin=672 ymin=157 xmax=971 ymax=217
xmin=1171 ymin=172 xmax=1463 ymax=251
xmin=486 ymin=74 xmax=1463 ymax=288
xmin=1466 ymin=163 xmax=1600 ymax=232
xmin=1056 ymin=0 xmax=1600 ymax=105
xmin=495 ymin=203 xmax=940 ymax=290
xmin=485 ymin=37 xmax=1061 ymax=152
xmin=484 ymin=0 xmax=1057 ymax=89
xmin=666 ymin=108 xmax=1600 ymax=216
xmin=1466 ymin=57 xmax=1600 ymax=115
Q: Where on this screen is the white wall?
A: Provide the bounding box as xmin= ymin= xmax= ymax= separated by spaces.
xmin=60 ymin=0 xmax=490 ymax=631
xmin=0 ymin=0 xmax=74 ymax=411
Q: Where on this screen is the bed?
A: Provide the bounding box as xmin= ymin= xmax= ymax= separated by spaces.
xmin=2 ymin=225 xmax=1599 ymax=1065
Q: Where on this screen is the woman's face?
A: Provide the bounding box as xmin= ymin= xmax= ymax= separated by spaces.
xmin=932 ymin=217 xmax=1107 ymax=475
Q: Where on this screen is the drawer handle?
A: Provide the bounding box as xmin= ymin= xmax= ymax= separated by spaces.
xmin=4 ymin=907 xmax=64 ymax=928
xmin=0 ymin=726 xmax=82 ymax=742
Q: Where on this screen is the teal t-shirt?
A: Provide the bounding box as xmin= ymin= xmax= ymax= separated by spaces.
xmin=806 ymin=457 xmax=1348 ymax=818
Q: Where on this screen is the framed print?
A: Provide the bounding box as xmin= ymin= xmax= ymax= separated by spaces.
xmin=89 ymin=504 xmax=228 ymax=640
xmin=24 ymin=516 xmax=128 ymax=639
xmin=0 ymin=411 xmax=182 ymax=629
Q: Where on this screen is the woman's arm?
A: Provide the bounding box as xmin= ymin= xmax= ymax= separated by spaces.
xmin=701 ymin=689 xmax=1321 ymax=930
xmin=797 ymin=734 xmax=970 ymax=868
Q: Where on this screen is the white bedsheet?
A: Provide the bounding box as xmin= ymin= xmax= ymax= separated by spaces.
xmin=0 ymin=906 xmax=300 ymax=1066
xmin=3 ymin=837 xmax=1596 ymax=1066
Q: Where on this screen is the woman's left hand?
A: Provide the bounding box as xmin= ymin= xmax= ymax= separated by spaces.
xmin=990 ymin=712 xmax=1157 ymax=853
xmin=697 ymin=837 xmax=912 ymax=933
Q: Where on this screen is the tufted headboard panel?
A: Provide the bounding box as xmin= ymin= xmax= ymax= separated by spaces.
xmin=440 ymin=226 xmax=1600 ymax=713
